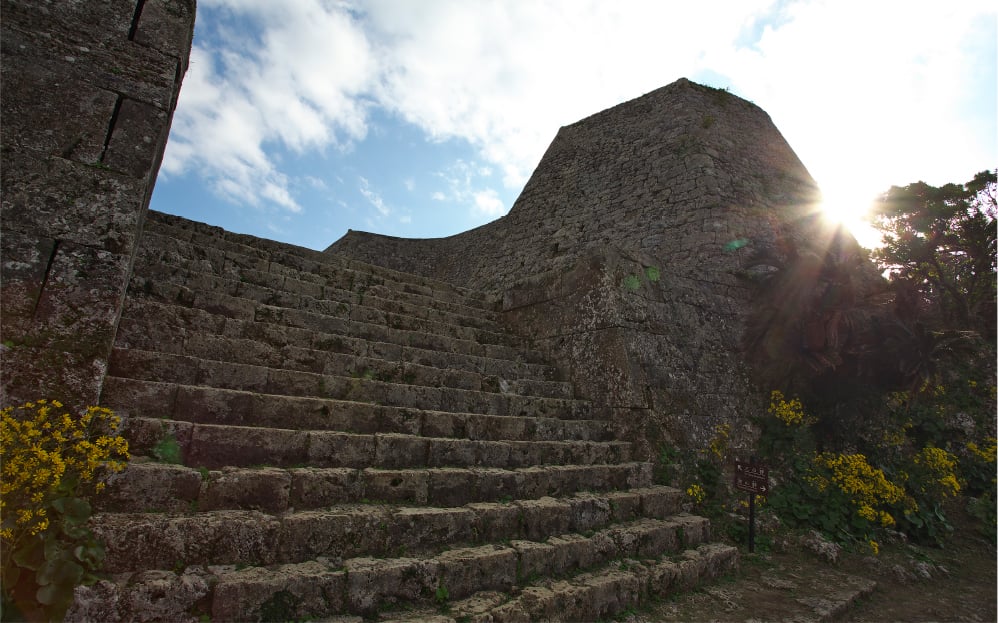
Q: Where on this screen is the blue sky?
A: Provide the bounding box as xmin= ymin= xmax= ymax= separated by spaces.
xmin=151 ymin=0 xmax=997 ymax=251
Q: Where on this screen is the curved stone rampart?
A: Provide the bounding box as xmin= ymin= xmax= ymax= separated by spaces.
xmin=328 ymin=78 xmax=841 ymax=451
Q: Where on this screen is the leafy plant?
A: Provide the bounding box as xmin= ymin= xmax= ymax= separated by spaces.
xmin=1 ymin=400 xmax=129 ymax=620
xmin=653 ymin=444 xmax=680 ymax=486
xmin=152 ymin=430 xmax=183 ymax=464
xmin=434 ymin=583 xmax=449 ymax=609
xmin=622 ymin=274 xmax=641 ymax=291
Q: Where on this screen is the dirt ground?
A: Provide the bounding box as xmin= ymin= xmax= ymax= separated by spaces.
xmin=627 ymin=508 xmax=996 ymax=623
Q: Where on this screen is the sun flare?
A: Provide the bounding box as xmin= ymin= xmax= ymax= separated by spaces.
xmin=818 ymin=188 xmax=881 ymax=249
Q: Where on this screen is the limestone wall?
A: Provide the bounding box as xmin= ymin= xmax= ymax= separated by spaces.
xmin=1 ymin=0 xmax=195 ymax=409
xmin=328 ymin=79 xmax=820 ymax=292
xmin=329 ymin=79 xmax=846 ymax=452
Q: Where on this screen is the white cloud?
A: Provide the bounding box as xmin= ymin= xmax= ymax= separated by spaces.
xmin=162 ymin=0 xmax=376 ymax=214
xmin=708 ymin=0 xmax=996 ymax=205
xmin=430 ymin=159 xmax=506 ymax=217
xmin=163 ymin=0 xmax=996 ymax=227
xmin=473 ymin=189 xmax=505 ymax=217
xmin=358 ymin=176 xmax=390 ymax=217
xmin=364 ymin=0 xmax=775 ymax=188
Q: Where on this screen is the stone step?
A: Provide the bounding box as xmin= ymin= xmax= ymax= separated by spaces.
xmin=129 ymin=267 xmax=521 ymax=352
xmin=88 ymin=511 xmax=710 ymax=618
xmin=92 ymin=488 xmax=687 ymax=572
xmin=142 ymin=212 xmax=495 ymax=312
xmin=132 ymin=239 xmax=504 ymax=334
xmin=95 ymin=461 xmax=656 ymax=513
xmin=115 ymin=298 xmax=558 ymax=382
xmin=100 ymin=379 xmax=611 ymax=442
xmin=388 ymin=543 xmax=739 ymax=623
xmin=124 ymin=276 xmax=546 ymax=363
xmin=68 ymin=541 xmax=737 ymax=623
xmin=106 ymin=349 xmax=591 ymax=419
xmin=130 ymin=257 xmax=506 ymax=343
xmin=121 ymin=416 xmax=631 ymax=471
xmin=114 ymin=314 xmax=571 ymax=399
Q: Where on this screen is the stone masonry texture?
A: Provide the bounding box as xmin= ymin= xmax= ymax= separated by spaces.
xmin=1 ymin=0 xmax=196 ymax=409
xmin=0 ymin=0 xmax=851 ymax=453
xmin=328 ymin=79 xmax=849 ymax=454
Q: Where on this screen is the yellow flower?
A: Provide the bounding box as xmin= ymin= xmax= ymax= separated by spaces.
xmin=967 ymin=438 xmax=997 ymax=463
xmin=686 ymin=484 xmax=706 ymax=505
xmin=707 ymin=423 xmax=730 ymax=460
xmin=768 ymin=390 xmax=813 ymax=426
xmin=1 ymin=400 xmax=129 ymax=546
xmin=913 ymin=447 xmax=962 ymax=497
xmin=869 ymin=540 xmax=879 ymax=555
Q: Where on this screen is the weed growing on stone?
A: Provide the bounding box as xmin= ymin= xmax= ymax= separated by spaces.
xmin=434 ymin=582 xmax=450 ymax=610
xmin=152 ymin=429 xmax=183 ymax=464
xmin=621 ymin=274 xmax=641 ymax=291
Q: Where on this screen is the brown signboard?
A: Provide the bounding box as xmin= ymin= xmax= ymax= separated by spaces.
xmin=733 ymin=460 xmax=769 ymax=494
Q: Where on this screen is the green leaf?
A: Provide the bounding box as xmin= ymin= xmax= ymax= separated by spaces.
xmin=37 ymin=559 xmax=83 ymax=588
xmin=12 ymin=537 xmax=44 ymax=571
xmin=35 ymin=581 xmax=74 ymax=608
xmin=61 ymin=522 xmax=91 ymax=540
xmin=4 ymin=563 xmax=20 ymax=588
xmin=73 ymin=541 xmax=105 ymax=567
xmin=52 ymin=497 xmax=91 ymax=524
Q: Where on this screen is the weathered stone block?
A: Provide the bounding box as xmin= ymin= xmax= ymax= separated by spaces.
xmin=307 ymin=431 xmax=376 ymax=468
xmin=515 ymin=497 xmax=572 ymax=541
xmin=212 ymin=563 xmax=346 ymax=623
xmin=387 ymin=507 xmax=475 ymax=554
xmin=0 ymin=58 xmax=117 ymax=164
xmin=132 ymin=0 xmax=197 ymax=60
xmin=0 ymin=230 xmax=56 ymax=320
xmin=98 ymin=463 xmax=202 ymax=513
xmin=289 ymin=467 xmax=359 ymax=508
xmin=1 ymin=149 xmax=145 ymax=250
xmin=567 ymin=494 xmax=612 ymax=533
xmin=280 ymin=508 xmax=388 ymax=561
xmin=186 ymin=424 xmax=308 ymax=469
xmin=361 ymin=468 xmax=428 ymax=504
xmin=199 ymin=467 xmax=291 ymax=513
xmin=375 ymin=433 xmax=430 ymax=468
xmin=345 ymin=557 xmax=439 ymax=616
xmin=174 ymin=385 xmax=255 ymax=426
xmin=468 ymin=502 xmax=521 ymax=542
xmin=437 ymin=545 xmax=517 ymax=599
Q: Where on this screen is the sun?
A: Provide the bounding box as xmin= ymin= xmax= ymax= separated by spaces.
xmin=818 ymin=187 xmax=882 ymax=249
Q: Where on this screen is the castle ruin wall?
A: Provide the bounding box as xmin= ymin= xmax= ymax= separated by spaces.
xmin=1 ymin=0 xmax=196 ymax=409
xmin=329 ymin=80 xmax=842 ymax=453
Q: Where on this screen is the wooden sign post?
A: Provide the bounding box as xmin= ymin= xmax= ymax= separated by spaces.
xmin=733 ymin=458 xmax=769 ymax=553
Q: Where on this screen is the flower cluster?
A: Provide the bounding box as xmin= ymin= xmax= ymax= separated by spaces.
xmin=966 ymin=437 xmax=996 ymax=464
xmin=1 ymin=400 xmax=129 ymax=540
xmin=811 ymin=452 xmax=906 ymax=528
xmin=707 ymin=423 xmax=730 ymax=460
xmin=912 ymin=446 xmax=962 ymax=498
xmin=685 ymin=483 xmax=706 ymax=505
xmin=768 ymin=390 xmax=812 ymax=426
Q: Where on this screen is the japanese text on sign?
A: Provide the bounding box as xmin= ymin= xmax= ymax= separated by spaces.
xmin=733 ymin=460 xmax=769 ymax=494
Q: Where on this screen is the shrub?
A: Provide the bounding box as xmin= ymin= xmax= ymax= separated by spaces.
xmin=1 ymin=400 xmax=129 ymax=620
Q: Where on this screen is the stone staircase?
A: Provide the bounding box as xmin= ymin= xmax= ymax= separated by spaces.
xmin=74 ymin=210 xmax=738 ymax=622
